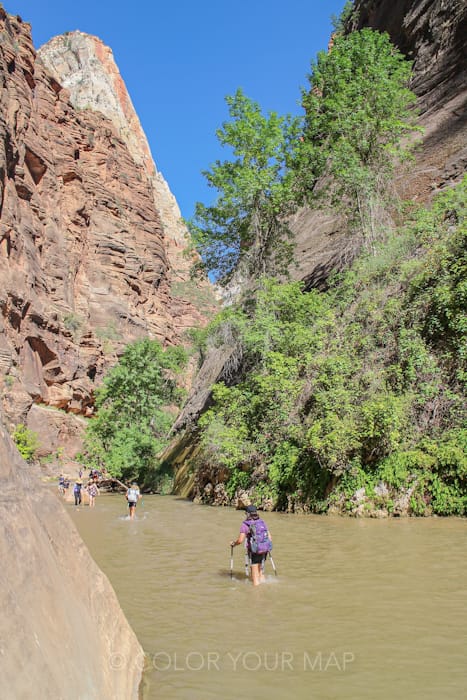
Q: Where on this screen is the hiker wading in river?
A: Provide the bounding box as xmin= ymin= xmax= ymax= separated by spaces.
xmin=230 ymin=505 xmax=273 ymax=586
xmin=126 ymin=482 xmax=141 ymax=520
xmin=87 ymin=480 xmax=99 ymax=507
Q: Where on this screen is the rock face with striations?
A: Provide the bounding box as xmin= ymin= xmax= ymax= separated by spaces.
xmin=37 ymin=29 xmax=207 ymax=318
xmin=0 ymin=9 xmax=217 ymax=456
xmin=0 ymin=410 xmax=143 ymax=698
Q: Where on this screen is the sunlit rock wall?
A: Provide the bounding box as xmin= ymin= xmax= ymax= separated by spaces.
xmin=0 ymin=411 xmax=143 ymax=698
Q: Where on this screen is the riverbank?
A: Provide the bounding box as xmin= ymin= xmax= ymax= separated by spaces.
xmin=188 ymin=483 xmax=428 ymax=518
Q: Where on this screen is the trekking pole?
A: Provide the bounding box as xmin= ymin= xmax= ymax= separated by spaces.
xmin=244 ymin=552 xmax=250 ymax=579
xmin=230 ymin=546 xmax=234 ymax=579
xmin=269 ymin=554 xmax=278 ymax=576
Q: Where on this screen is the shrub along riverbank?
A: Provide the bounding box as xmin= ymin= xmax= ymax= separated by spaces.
xmin=190 ymin=179 xmax=467 ymax=516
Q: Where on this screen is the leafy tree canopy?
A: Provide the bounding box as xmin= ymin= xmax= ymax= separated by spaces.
xmin=82 ymin=338 xmax=187 ymax=485
xmin=190 ymin=29 xmax=420 ymax=286
xmin=188 ymin=88 xmax=302 ymax=284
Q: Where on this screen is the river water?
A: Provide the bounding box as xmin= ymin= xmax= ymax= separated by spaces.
xmin=69 ymin=494 xmax=467 ymax=700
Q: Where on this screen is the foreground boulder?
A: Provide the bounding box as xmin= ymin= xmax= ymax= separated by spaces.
xmin=0 ymin=415 xmax=143 ymax=699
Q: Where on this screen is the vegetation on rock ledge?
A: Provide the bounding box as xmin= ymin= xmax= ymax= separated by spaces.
xmin=191 ymin=179 xmax=467 ymax=515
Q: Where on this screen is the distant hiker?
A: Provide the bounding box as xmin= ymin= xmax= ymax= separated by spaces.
xmin=87 ymin=481 xmax=99 ymax=507
xmin=73 ymin=480 xmax=83 ymax=506
xmin=58 ymin=474 xmax=65 ymax=496
xmin=126 ymin=483 xmax=141 ymax=520
xmin=230 ymin=505 xmax=272 ymax=586
xmin=78 ymin=467 xmax=83 ymax=480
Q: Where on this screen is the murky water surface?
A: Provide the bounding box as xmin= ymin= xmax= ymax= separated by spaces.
xmin=69 ymin=495 xmax=467 ymax=699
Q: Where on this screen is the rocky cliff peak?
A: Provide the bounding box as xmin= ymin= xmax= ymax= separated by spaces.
xmin=38 ymin=31 xmax=156 ymax=177
xmin=37 ymin=31 xmax=204 ymax=282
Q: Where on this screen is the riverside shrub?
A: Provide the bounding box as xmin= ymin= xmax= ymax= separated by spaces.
xmin=82 ymin=338 xmax=187 ymax=485
xmin=12 ymin=423 xmax=39 ymax=462
xmin=193 ymin=181 xmax=467 ymax=514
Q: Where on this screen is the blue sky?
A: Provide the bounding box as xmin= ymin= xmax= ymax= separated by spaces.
xmin=7 ymin=0 xmax=346 ymax=220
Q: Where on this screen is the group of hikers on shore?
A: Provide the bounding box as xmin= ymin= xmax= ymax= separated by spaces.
xmin=58 ymin=470 xmax=142 ymax=519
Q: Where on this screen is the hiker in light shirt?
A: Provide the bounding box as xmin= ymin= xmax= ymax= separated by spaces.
xmin=126 ymin=483 xmax=141 ymax=520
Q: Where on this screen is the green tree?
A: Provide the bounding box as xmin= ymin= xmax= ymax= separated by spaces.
xmin=188 ymin=88 xmax=302 ymax=284
xmin=83 ymin=338 xmax=187 ymax=483
xmin=300 ymin=28 xmax=419 ymax=238
xmin=93 ymin=339 xmax=186 ymax=426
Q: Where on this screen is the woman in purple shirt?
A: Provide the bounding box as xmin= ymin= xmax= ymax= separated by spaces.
xmin=230 ymin=505 xmax=272 ymax=586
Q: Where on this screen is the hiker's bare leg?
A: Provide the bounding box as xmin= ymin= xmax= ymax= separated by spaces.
xmin=251 ymin=563 xmax=261 ymax=586
xmin=259 ymin=558 xmax=266 ymax=583
xmin=129 ymin=505 xmax=135 ymax=520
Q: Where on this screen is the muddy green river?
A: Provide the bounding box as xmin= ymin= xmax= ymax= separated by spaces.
xmin=69 ymin=494 xmax=467 ymax=699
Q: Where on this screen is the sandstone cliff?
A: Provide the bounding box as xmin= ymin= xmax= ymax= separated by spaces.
xmin=0 ymin=411 xmax=143 ymax=698
xmin=0 ymin=9 xmax=217 ymax=457
xmin=37 ymin=30 xmax=210 ymax=325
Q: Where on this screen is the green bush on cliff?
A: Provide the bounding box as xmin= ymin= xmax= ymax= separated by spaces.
xmin=192 ymin=179 xmax=467 ymax=514
xmin=82 ymin=338 xmax=187 ymax=486
xmin=299 ymin=28 xmax=419 ymax=238
xmin=405 ymin=183 xmax=467 ymax=383
xmin=12 ymin=423 xmax=39 ymax=463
